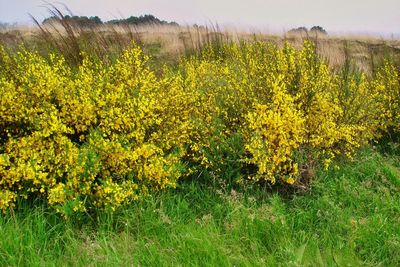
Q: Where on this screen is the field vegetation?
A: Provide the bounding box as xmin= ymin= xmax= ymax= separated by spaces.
xmin=0 ymin=9 xmax=399 ymax=266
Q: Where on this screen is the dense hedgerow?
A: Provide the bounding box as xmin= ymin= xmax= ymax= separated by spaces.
xmin=0 ymin=45 xmax=186 ymax=215
xmin=0 ymin=41 xmax=399 ymax=216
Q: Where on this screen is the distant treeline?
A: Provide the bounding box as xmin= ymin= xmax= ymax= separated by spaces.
xmin=42 ymin=14 xmax=179 ymax=27
xmin=288 ymin=26 xmax=327 ymax=35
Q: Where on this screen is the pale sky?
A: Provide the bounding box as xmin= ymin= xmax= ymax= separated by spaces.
xmin=1 ymin=0 xmax=399 ymax=35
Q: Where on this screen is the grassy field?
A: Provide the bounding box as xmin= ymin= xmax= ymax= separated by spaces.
xmin=0 ymin=147 xmax=399 ymax=266
xmin=1 ymin=17 xmax=400 ymax=266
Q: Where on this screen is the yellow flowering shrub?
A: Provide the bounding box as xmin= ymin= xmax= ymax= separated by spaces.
xmin=244 ymin=77 xmax=305 ymax=184
xmin=0 ymin=40 xmax=399 ymax=214
xmin=373 ymin=60 xmax=400 ymax=134
xmin=175 ymin=41 xmax=400 ymax=183
xmin=0 ymin=45 xmax=187 ymax=216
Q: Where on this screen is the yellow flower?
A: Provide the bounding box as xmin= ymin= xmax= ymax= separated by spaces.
xmin=286 ymin=177 xmax=295 ymax=185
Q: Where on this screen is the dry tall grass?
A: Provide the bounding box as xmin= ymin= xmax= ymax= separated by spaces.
xmin=1 ymin=11 xmax=399 ymax=74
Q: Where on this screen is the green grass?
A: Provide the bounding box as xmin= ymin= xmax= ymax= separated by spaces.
xmin=0 ymin=147 xmax=399 ymax=266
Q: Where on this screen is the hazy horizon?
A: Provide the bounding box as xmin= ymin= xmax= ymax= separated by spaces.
xmin=1 ymin=0 xmax=399 ymax=36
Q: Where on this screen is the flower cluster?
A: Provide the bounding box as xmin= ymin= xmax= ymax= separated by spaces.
xmin=0 ymin=45 xmax=186 ymax=216
xmin=0 ymin=41 xmax=399 ymax=215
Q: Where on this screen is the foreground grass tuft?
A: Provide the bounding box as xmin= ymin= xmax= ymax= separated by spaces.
xmin=0 ymin=147 xmax=399 ymax=266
